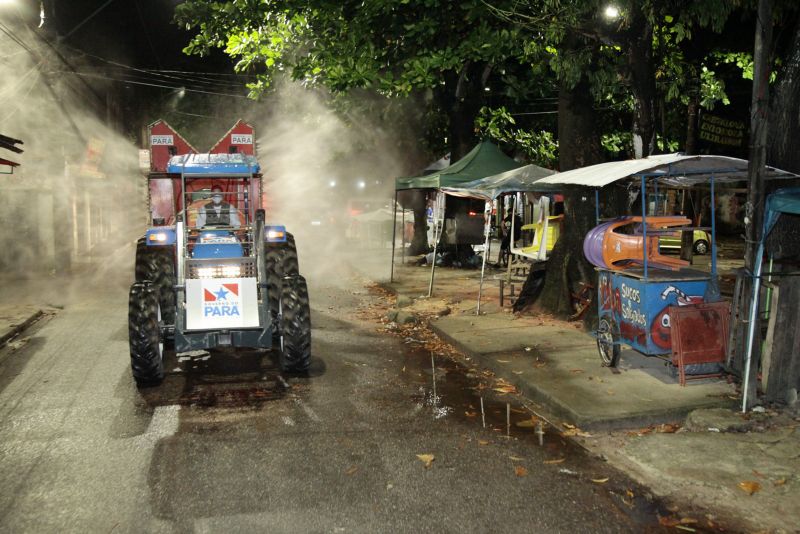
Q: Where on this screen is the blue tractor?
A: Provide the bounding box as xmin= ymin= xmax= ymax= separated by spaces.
xmin=129 ymin=149 xmax=311 ymax=386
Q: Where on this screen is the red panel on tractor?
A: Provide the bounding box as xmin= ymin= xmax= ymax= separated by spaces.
xmin=209 ymin=120 xmax=256 ymax=156
xmin=148 ymin=119 xmax=198 ymax=172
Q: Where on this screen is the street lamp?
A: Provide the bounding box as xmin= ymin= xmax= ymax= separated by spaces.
xmin=604 ymin=4 xmax=620 ymax=20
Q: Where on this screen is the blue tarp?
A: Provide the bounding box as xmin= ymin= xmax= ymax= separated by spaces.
xmin=167 ymin=153 xmax=260 ymax=174
xmin=764 ymin=187 xmax=800 ymax=237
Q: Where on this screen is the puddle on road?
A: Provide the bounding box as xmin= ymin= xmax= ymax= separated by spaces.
xmin=396 ymin=344 xmax=726 ymax=533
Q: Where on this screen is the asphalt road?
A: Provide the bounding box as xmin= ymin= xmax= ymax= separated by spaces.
xmin=0 ymin=243 xmax=672 ymax=533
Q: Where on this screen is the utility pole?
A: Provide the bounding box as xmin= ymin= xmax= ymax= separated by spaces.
xmin=741 ymin=0 xmax=773 ymax=409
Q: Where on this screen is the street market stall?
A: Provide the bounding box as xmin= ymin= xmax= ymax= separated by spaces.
xmin=536 ymin=154 xmax=798 ymax=384
xmin=440 ymin=163 xmax=557 ymax=313
xmin=391 ymin=141 xmax=523 ymax=289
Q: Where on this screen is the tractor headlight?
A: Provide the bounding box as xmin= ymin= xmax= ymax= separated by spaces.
xmin=197 ymin=267 xmax=216 ymax=279
xmin=221 ymin=265 xmax=241 ymax=278
xmin=148 ymin=232 xmax=167 ymax=242
xmin=265 ymin=225 xmax=287 ymax=242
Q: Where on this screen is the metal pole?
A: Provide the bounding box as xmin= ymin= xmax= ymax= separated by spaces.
xmin=428 ymin=192 xmax=444 ymax=297
xmin=594 ymin=188 xmax=600 ymax=225
xmin=742 ymin=244 xmax=764 ymax=412
xmin=401 ymin=198 xmax=406 ymax=265
xmin=710 ymin=174 xmax=717 ymax=276
xmin=641 ymin=175 xmax=648 ymax=279
xmin=477 ymin=201 xmax=491 ymax=315
xmin=390 ymin=189 xmax=398 ymax=283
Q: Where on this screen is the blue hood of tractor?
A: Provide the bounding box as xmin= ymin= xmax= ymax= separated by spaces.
xmin=193 ymin=230 xmax=243 ymax=259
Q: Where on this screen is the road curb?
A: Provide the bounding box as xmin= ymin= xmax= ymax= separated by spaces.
xmin=0 ymin=309 xmax=44 ymax=348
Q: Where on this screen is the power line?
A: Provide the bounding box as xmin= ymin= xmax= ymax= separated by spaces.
xmin=65 ymin=71 xmax=250 ymax=98
xmin=76 ymin=67 xmax=246 ymax=90
xmin=133 ymin=0 xmax=163 ymax=69
xmin=61 ymin=45 xmax=249 ymax=89
xmin=63 ymin=0 xmax=119 ymax=40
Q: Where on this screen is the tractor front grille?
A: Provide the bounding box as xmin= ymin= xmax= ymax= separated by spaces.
xmin=186 ymin=258 xmax=256 ymax=279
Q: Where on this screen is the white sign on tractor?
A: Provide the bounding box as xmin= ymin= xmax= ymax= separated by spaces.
xmin=185 ymin=277 xmax=260 ymax=330
xmin=231 ymin=134 xmax=253 ymax=145
xmin=151 ymin=135 xmax=174 ymax=146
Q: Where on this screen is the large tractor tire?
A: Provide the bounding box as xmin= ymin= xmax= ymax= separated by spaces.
xmin=265 ymin=232 xmax=300 ymax=322
xmin=278 ymin=275 xmax=312 ymax=373
xmin=135 ymin=244 xmax=176 ymax=326
xmin=128 ymin=282 xmax=164 ymax=386
xmin=266 ymin=232 xmax=299 ymax=276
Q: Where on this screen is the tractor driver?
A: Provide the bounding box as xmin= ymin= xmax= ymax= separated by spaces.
xmin=196 ymin=185 xmax=240 ymax=228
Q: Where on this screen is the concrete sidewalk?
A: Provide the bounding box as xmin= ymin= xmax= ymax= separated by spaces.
xmin=383 ymin=260 xmax=736 ymax=430
xmin=373 ymin=258 xmax=800 ymax=532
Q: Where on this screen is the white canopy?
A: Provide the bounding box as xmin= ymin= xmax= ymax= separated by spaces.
xmin=535 ymin=154 xmax=798 ymax=188
xmin=440 ymin=163 xmax=558 ymax=201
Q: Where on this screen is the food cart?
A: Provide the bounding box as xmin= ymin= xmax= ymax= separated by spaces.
xmin=534 ymin=154 xmax=796 ymax=384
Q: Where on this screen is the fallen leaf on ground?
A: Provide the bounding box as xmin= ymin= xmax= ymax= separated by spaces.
xmin=345 ymin=466 xmax=358 ymax=476
xmin=656 ymin=423 xmax=681 ymax=433
xmin=493 ymin=386 xmax=517 ymax=394
xmin=508 ymin=456 xmax=524 ymax=461
xmin=773 ymin=478 xmax=786 ymax=486
xmin=562 ymin=422 xmax=576 ymax=430
xmin=626 ymin=489 xmax=634 ymax=498
xmin=543 ymin=458 xmax=565 ymax=464
xmin=478 ymin=440 xmax=489 ymax=446
xmin=416 ymin=454 xmax=435 ymax=468
xmin=465 ymin=411 xmax=477 ymax=417
xmin=737 ymin=481 xmax=761 ymax=495
xmin=512 ymin=370 xmax=524 ymax=375
xmin=561 ymin=428 xmax=593 ymax=438
xmin=569 ymin=369 xmax=584 ymax=374
xmin=659 ymin=516 xmax=680 ymax=527
xmin=591 ymin=477 xmax=609 ymax=484
xmin=514 ymin=466 xmax=528 ymax=477
xmin=497 ymin=359 xmax=510 ymax=363
xmin=516 ymin=417 xmax=539 ymax=428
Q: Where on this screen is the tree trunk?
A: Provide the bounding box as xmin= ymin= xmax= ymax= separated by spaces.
xmin=400 ymin=189 xmax=430 ymax=256
xmin=446 ymin=62 xmax=488 ymax=160
xmin=767 ymin=15 xmax=800 ymax=173
xmin=627 ymin=6 xmax=656 ymax=158
xmin=515 ymin=77 xmax=603 ymax=316
xmin=741 ymin=0 xmax=773 ymax=409
xmin=685 ymin=78 xmax=700 ymax=155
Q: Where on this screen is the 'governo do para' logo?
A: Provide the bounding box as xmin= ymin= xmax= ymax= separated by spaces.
xmin=203 ymin=283 xmax=241 ymax=317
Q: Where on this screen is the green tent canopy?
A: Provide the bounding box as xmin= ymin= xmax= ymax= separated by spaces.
xmin=396 ymin=141 xmax=523 ymax=190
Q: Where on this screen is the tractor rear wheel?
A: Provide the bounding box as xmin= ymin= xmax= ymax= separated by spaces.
xmin=128 ymin=282 xmax=164 ymax=386
xmin=278 ymin=275 xmax=311 ymax=373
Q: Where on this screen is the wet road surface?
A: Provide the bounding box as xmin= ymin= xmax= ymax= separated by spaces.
xmin=0 ymin=249 xmax=683 ymax=533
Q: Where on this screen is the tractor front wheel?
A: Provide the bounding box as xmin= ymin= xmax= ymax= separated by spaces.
xmin=128 ymin=282 xmax=164 ymax=386
xmin=278 ymin=275 xmax=311 ymax=374
xmin=135 ymin=246 xmax=175 ymax=327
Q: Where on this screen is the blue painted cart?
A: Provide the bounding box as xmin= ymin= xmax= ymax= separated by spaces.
xmin=595 ymin=268 xmax=711 ymax=365
xmin=594 ymin=172 xmax=720 ymax=366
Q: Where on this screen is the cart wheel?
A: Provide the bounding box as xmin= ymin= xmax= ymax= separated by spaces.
xmin=597 ymin=317 xmax=620 ymax=367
